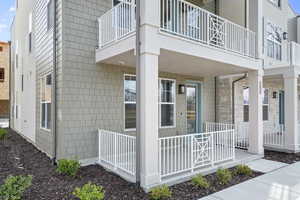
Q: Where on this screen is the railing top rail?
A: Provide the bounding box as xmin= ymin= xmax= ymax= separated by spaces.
xmin=172 ymin=0 xmax=255 ymax=35
xmin=99 ymin=0 xmax=135 ymax=20
xmin=98 ymin=129 xmax=136 ymax=140
xmin=159 ymin=129 xmax=235 ymax=140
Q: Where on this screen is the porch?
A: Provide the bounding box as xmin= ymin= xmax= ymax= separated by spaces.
xmin=97 ymin=126 xmax=262 ymax=187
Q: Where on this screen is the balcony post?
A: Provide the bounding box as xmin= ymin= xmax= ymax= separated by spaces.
xmin=248 ymin=70 xmax=264 ymax=155
xmin=137 ymin=0 xmax=161 ymax=190
xmin=284 ymin=69 xmax=299 ymax=152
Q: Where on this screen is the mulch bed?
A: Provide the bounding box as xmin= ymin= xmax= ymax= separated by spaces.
xmin=264 ymin=150 xmax=300 ymax=164
xmin=0 ymin=129 xmax=262 ymax=200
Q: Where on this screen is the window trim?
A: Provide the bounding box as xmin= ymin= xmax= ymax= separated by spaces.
xmin=265 ymin=20 xmax=282 ymax=61
xmin=47 ymin=0 xmax=54 ymax=31
xmin=123 ymin=75 xmax=177 ymax=131
xmin=243 ymin=87 xmax=249 ymax=122
xmin=124 ymin=74 xmax=137 ymax=132
xmin=262 ymin=88 xmax=269 ymax=121
xmin=0 ymin=68 xmax=4 ymax=82
xmin=268 ymin=0 xmax=281 ymax=8
xmin=40 ymin=73 xmax=52 ymax=132
xmin=159 ymin=78 xmax=176 ymax=129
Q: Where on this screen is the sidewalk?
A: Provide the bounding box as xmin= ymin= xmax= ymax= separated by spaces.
xmin=200 ymin=161 xmax=300 ymax=200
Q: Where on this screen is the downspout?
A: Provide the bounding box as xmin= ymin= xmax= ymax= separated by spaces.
xmin=214 ymin=77 xmax=217 ymax=123
xmin=52 ymin=0 xmax=57 ymax=164
xmin=232 ymin=74 xmax=247 ymax=124
xmin=135 ymin=0 xmax=141 ymax=183
xmin=8 ymin=41 xmax=11 ymax=128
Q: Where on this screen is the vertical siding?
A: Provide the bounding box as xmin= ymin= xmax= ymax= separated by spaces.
xmin=34 ymin=0 xmax=63 ymax=157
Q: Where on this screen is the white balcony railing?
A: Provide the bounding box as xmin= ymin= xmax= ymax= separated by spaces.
xmin=98 ymin=1 xmax=136 ymax=48
xmin=160 ymin=0 xmax=256 ymax=58
xmin=98 ymin=0 xmax=256 ymax=59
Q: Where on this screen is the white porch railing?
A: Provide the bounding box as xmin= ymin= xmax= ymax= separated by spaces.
xmin=235 ymin=122 xmax=250 ymax=149
xmin=98 ymin=1 xmax=136 ymax=48
xmin=160 ymin=0 xmax=256 ymax=58
xmin=98 ymin=129 xmax=136 ymax=176
xmin=159 ymin=129 xmax=235 ymax=178
xmin=263 ymin=123 xmax=285 ymax=148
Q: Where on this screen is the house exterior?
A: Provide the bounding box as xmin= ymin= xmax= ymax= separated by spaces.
xmin=0 ymin=42 xmax=10 ymax=119
xmin=10 ymin=0 xmax=300 ymax=190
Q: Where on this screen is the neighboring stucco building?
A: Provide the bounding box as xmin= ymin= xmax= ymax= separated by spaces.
xmin=0 ymin=41 xmax=10 ymax=119
xmin=10 ymin=0 xmax=300 ymax=190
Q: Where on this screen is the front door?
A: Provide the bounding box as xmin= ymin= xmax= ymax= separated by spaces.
xmin=186 ymin=83 xmax=201 ymax=133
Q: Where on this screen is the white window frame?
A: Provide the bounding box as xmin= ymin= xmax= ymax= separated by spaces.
xmin=159 ymin=78 xmax=176 ymax=129
xmin=123 ymin=75 xmax=177 ymax=131
xmin=265 ymin=21 xmax=282 ymax=61
xmin=262 ymin=88 xmax=269 ymax=121
xmin=40 ymin=73 xmax=52 ymax=131
xmin=124 ymin=74 xmax=137 ymax=131
xmin=47 ymin=0 xmax=54 ymax=31
xmin=243 ymin=87 xmax=249 ymax=122
xmin=268 ymin=0 xmax=281 ymax=8
xmin=28 ymin=12 xmax=33 ymax=53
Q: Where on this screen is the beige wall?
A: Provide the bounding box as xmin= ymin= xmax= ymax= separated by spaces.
xmin=0 ymin=42 xmax=10 ymax=100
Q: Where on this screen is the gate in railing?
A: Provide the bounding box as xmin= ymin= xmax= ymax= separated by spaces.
xmin=159 ymin=129 xmax=235 ymax=179
xmin=98 ymin=129 xmax=136 ymax=178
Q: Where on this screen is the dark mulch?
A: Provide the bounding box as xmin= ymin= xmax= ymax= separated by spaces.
xmin=0 ymin=129 xmax=262 ymax=200
xmin=264 ymin=150 xmax=300 ymax=164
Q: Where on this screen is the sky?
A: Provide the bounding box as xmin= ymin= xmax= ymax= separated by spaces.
xmin=0 ymin=0 xmax=299 ymax=42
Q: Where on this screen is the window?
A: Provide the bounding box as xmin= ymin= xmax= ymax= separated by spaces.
xmin=243 ymin=88 xmax=249 ymax=122
xmin=266 ymin=22 xmax=282 ymax=60
xmin=123 ymin=75 xmax=176 ymax=130
xmin=29 ymin=12 xmax=33 ymax=53
xmin=159 ymin=79 xmax=176 ymax=128
xmin=47 ymin=0 xmax=54 ymax=31
xmin=269 ymin=0 xmax=281 ymax=7
xmin=243 ymin=87 xmax=269 ymax=122
xmin=124 ymin=75 xmax=136 ymax=130
xmin=263 ymin=88 xmax=269 ymax=121
xmin=0 ymin=46 xmax=3 ymax=52
xmin=41 ymin=74 xmax=52 ymax=130
xmin=0 ymin=68 xmax=4 ymax=82
xmin=21 ymin=74 xmax=24 ymax=91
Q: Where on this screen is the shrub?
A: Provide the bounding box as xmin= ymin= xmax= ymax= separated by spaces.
xmin=149 ymin=185 xmax=172 ymax=200
xmin=0 ymin=175 xmax=32 ymax=200
xmin=73 ymin=182 xmax=105 ymax=200
xmin=235 ymin=165 xmax=253 ymax=176
xmin=191 ymin=175 xmax=210 ymax=189
xmin=56 ymin=159 xmax=80 ymax=177
xmin=0 ymin=128 xmax=8 ymax=140
xmin=216 ymin=168 xmax=232 ymax=185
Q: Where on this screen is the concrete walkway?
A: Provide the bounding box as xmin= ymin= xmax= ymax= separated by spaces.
xmin=200 ymin=161 xmax=300 ymax=200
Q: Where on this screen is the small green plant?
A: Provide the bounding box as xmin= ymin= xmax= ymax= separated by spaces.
xmin=216 ymin=168 xmax=232 ymax=185
xmin=149 ymin=185 xmax=172 ymax=200
xmin=56 ymin=159 xmax=80 ymax=177
xmin=0 ymin=128 xmax=8 ymax=140
xmin=73 ymin=182 xmax=105 ymax=200
xmin=191 ymin=175 xmax=210 ymax=189
xmin=0 ymin=175 xmax=32 ymax=200
xmin=235 ymin=165 xmax=253 ymax=176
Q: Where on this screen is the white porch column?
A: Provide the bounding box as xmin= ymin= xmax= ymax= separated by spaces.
xmin=138 ymin=0 xmax=161 ymax=189
xmin=284 ymin=70 xmax=299 ymax=152
xmin=248 ymin=70 xmax=264 ymax=155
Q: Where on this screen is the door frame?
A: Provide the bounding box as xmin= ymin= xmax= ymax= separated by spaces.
xmin=185 ymin=81 xmax=203 ymax=133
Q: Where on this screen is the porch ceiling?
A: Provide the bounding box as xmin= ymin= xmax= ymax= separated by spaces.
xmin=100 ymin=49 xmax=252 ymax=77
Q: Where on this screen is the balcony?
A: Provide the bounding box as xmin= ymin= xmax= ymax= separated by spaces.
xmin=96 ymin=0 xmax=260 ymax=75
xmin=98 ymin=0 xmax=256 ymax=57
